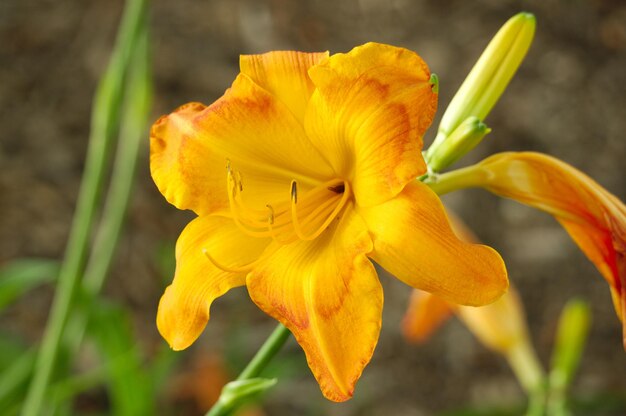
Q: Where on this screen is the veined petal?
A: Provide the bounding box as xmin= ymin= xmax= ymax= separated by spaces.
xmin=246 ymin=205 xmax=382 ymax=402
xmin=157 ymin=216 xmax=270 ymax=350
xmin=359 ymin=181 xmax=508 ymax=306
xmin=150 ymin=74 xmax=335 ymax=216
xmin=305 ymin=42 xmax=438 ymax=207
xmin=466 ymin=152 xmax=626 ymax=341
xmin=240 ymin=51 xmax=329 ymax=123
xmin=402 ymin=210 xmax=502 ymax=343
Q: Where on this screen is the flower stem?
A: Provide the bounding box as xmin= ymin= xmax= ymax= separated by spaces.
xmin=21 ymin=1 xmax=147 ymax=415
xmin=424 ymin=164 xmax=487 ymax=195
xmin=206 ymin=324 xmax=291 ymax=416
xmin=506 ymin=341 xmax=547 ymax=416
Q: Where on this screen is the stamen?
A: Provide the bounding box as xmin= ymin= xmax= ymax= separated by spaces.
xmin=291 ymin=180 xmax=351 ymax=241
xmin=266 ymin=204 xmax=297 ymax=244
xmin=202 ymin=248 xmax=258 ymax=273
xmin=266 ymin=204 xmax=274 ymax=225
xmin=224 ymin=161 xmax=352 ymax=244
xmin=290 ymin=180 xmax=298 ymax=204
xmin=235 ymin=171 xmax=243 ymax=192
xmin=226 ymin=168 xmax=273 ymax=237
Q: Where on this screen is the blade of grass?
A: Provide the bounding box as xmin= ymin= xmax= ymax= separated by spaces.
xmin=0 ymin=259 xmax=59 ymax=312
xmin=63 ymin=0 xmax=152 ymax=354
xmin=74 ymin=29 xmax=153 ymax=415
xmin=21 ymin=0 xmax=148 ymax=414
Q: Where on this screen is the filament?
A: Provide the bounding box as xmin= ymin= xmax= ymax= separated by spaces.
xmin=202 ymin=248 xmax=258 ymax=273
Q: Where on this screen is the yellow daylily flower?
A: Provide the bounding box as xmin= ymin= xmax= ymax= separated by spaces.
xmin=430 ymin=152 xmax=626 ymax=348
xmin=150 ymin=42 xmax=508 ymax=402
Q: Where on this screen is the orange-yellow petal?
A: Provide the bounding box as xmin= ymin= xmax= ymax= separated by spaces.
xmin=240 ymin=51 xmax=329 ymax=123
xmin=157 ymin=215 xmax=270 ymax=350
xmin=246 ymin=205 xmax=382 ymax=402
xmin=359 ymin=180 xmax=508 ymax=306
xmin=401 ymin=210 xmax=485 ymax=342
xmin=150 ymin=74 xmax=335 ymax=216
xmin=466 ymin=152 xmax=626 ymax=342
xmin=304 ymin=42 xmax=438 ymax=207
xmin=402 ymin=290 xmax=454 ymax=343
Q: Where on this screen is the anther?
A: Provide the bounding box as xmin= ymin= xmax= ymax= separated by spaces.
xmin=235 ymin=171 xmax=243 ymax=192
xmin=266 ymin=204 xmax=275 ymax=225
xmin=290 ymin=180 xmax=298 ymax=204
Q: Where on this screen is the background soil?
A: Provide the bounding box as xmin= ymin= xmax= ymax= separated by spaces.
xmin=1 ymin=0 xmax=626 ymax=415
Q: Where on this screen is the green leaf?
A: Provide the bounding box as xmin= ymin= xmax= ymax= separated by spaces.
xmin=86 ymin=299 xmax=154 ymax=416
xmin=0 ymin=348 xmax=36 ymax=413
xmin=0 ymin=259 xmax=59 ymax=312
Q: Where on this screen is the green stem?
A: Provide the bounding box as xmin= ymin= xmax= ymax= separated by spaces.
xmin=423 ymin=165 xmax=487 ymax=195
xmin=21 ymin=1 xmax=147 ymax=415
xmin=506 ymin=341 xmax=545 ymax=396
xmin=206 ymin=324 xmax=291 ymax=416
xmin=506 ymin=341 xmax=547 ymax=416
xmin=526 ymin=384 xmax=547 ymax=416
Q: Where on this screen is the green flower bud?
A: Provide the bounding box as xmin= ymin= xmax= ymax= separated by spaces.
xmin=427 ymin=12 xmax=535 ymax=164
xmin=426 ymin=116 xmax=491 ymax=172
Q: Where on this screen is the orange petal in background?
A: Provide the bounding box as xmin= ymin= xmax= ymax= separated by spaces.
xmin=402 ymin=290 xmax=454 ymax=343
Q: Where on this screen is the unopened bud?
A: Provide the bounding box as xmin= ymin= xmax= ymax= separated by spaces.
xmin=427 ymin=12 xmax=535 ymax=165
xmin=426 ymin=116 xmax=490 ymax=172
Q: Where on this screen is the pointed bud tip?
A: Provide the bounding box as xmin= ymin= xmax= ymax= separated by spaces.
xmin=518 ymin=12 xmax=536 ymax=24
xmin=429 ymin=73 xmax=439 ymax=94
xmin=476 ymin=121 xmax=490 ymax=134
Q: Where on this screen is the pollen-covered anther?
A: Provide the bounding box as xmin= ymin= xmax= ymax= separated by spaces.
xmin=266 ymin=204 xmax=275 ymax=225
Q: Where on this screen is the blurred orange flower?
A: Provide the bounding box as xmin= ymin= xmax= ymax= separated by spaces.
xmin=432 ymin=151 xmax=626 ymax=347
xmin=150 ymin=42 xmax=508 ymax=401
